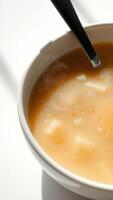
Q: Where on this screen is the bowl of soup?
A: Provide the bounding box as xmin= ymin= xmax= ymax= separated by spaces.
xmin=18 ymin=24 xmax=113 ymax=200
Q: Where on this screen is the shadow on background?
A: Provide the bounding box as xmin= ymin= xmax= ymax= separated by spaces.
xmin=42 ymin=171 xmax=90 ymax=200
xmin=72 ymin=0 xmax=97 ymax=24
xmin=0 ymin=55 xmax=17 ymax=99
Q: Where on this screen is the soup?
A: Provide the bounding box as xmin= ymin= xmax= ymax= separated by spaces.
xmin=28 ymin=42 xmax=113 ymax=184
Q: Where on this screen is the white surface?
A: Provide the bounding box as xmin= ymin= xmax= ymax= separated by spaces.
xmin=0 ymin=0 xmax=113 ymax=199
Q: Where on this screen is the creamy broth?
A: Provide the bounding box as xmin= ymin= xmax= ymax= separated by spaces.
xmin=28 ymin=42 xmax=113 ymax=184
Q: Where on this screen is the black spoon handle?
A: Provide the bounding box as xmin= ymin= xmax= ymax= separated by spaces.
xmin=50 ymin=0 xmax=101 ymax=67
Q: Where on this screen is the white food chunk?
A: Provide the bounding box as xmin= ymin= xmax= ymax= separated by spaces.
xmin=44 ymin=119 xmax=61 ymax=135
xmin=76 ymin=74 xmax=87 ymax=81
xmin=60 ymin=91 xmax=75 ymax=106
xmin=75 ymin=136 xmax=94 ymax=147
xmin=73 ymin=118 xmax=83 ymax=124
xmin=74 ymin=136 xmax=96 ymax=161
xmin=51 ymin=81 xmax=77 ymax=110
xmin=86 ymin=81 xmax=107 ymax=92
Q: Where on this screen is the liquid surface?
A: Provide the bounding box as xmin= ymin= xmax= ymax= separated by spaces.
xmin=29 ymin=42 xmax=113 ymax=184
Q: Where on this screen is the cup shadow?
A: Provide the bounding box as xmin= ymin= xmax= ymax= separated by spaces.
xmin=42 ymin=171 xmax=91 ymax=200
xmin=0 ymin=55 xmax=17 ymax=99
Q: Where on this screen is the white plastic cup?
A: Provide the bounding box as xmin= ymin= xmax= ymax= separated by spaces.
xmin=18 ymin=24 xmax=113 ymax=200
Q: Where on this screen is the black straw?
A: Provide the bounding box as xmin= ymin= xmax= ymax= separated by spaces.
xmin=50 ymin=0 xmax=101 ymax=68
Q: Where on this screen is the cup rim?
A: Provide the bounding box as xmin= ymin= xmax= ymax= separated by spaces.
xmin=18 ymin=22 xmax=113 ymax=191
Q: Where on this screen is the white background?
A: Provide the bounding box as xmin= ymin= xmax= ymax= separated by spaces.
xmin=0 ymin=0 xmax=113 ymax=199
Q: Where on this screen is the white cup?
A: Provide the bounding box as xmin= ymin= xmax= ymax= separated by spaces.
xmin=18 ymin=24 xmax=113 ymax=200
